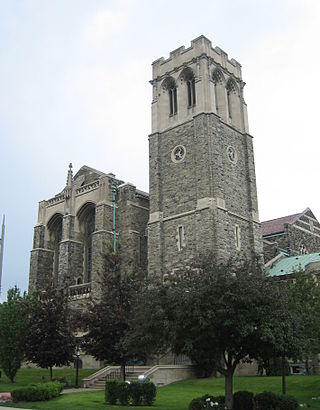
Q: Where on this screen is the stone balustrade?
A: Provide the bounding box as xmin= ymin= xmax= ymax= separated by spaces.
xmin=75 ymin=181 xmax=99 ymax=196
xmin=69 ymin=282 xmax=91 ymax=299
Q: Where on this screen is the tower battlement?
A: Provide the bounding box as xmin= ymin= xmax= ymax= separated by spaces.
xmin=152 ymin=35 xmax=242 ymax=81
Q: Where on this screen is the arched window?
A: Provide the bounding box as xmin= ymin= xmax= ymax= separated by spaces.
xmin=180 ymin=67 xmax=196 ymax=107
xmin=212 ymin=68 xmax=226 ymax=119
xmin=299 ymin=243 xmax=308 ymax=255
xmin=162 ymin=77 xmax=178 ymax=116
xmin=226 ymin=78 xmax=240 ymax=127
xmin=47 ymin=213 xmax=63 ymax=284
xmin=77 ymin=203 xmax=95 ymax=283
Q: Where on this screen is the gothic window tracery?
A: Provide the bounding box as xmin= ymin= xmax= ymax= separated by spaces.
xmin=47 ymin=213 xmax=63 ymax=284
xmin=226 ymin=78 xmax=239 ymax=124
xmin=78 ymin=203 xmax=96 ymax=283
xmin=162 ymin=77 xmax=178 ymax=116
xmin=212 ymin=68 xmax=226 ymax=118
xmin=180 ymin=67 xmax=196 ymax=107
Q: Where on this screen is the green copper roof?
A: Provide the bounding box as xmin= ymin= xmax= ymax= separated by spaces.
xmin=267 ymin=252 xmax=320 ymax=277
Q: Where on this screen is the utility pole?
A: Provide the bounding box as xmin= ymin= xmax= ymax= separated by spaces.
xmin=0 ymin=215 xmax=5 ymax=298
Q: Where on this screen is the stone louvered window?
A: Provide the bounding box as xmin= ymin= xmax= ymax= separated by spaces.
xmin=169 ymin=86 xmax=178 ymax=115
xmin=180 ymin=66 xmax=196 ymax=108
xmin=162 ymin=76 xmax=178 ymax=116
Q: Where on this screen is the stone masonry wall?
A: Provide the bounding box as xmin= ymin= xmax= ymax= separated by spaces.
xmin=148 ymin=112 xmax=262 ymax=277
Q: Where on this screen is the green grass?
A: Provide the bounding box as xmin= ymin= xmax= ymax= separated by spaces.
xmin=0 ymin=373 xmax=320 ymax=409
xmin=0 ymin=367 xmax=95 ymax=391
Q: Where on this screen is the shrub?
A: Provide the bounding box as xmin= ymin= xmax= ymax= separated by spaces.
xmin=105 ymin=380 xmax=119 ymax=405
xmin=52 ymin=376 xmax=72 ymax=388
xmin=130 ymin=381 xmax=143 ymax=406
xmin=279 ymin=395 xmax=299 ymax=410
xmin=141 ymin=381 xmax=156 ymax=405
xmin=118 ymin=382 xmax=131 ymax=405
xmin=188 ymin=397 xmax=203 ymax=410
xmin=255 ymin=391 xmax=282 ymax=410
xmin=254 ymin=391 xmax=299 ymax=410
xmin=189 ymin=395 xmax=225 ymax=410
xmin=233 ymin=390 xmax=254 ymax=410
xmin=11 ymin=381 xmax=63 ymax=402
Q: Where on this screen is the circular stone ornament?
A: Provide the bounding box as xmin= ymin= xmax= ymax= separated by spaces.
xmin=171 ymin=145 xmax=186 ymax=163
xmin=227 ymin=146 xmax=238 ymax=164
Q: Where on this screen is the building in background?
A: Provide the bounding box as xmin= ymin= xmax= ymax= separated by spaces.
xmin=262 ymin=208 xmax=320 ymax=263
xmin=29 ymin=164 xmax=149 ymax=302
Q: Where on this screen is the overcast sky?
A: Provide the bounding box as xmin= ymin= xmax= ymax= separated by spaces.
xmin=1 ymin=0 xmax=320 ymax=299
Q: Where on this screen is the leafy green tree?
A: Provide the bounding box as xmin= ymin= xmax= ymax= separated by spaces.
xmin=288 ymin=270 xmax=320 ymax=374
xmin=0 ymin=286 xmax=28 ymax=382
xmin=25 ymin=284 xmax=75 ymax=380
xmin=123 ymin=277 xmax=172 ymax=365
xmin=83 ymin=248 xmax=143 ymax=381
xmin=145 ymin=256 xmax=300 ymax=410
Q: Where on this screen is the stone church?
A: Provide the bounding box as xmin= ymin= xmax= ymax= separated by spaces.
xmin=29 ymin=35 xmax=319 ymax=298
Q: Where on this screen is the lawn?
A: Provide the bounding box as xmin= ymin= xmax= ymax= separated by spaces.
xmin=0 ymin=368 xmax=95 ymax=391
xmin=0 ymin=372 xmax=320 ymax=409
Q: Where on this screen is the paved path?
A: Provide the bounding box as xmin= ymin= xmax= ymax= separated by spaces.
xmin=62 ymin=387 xmax=102 ymax=394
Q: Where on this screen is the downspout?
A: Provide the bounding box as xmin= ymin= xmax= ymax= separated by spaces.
xmin=112 ymin=186 xmax=117 ymax=253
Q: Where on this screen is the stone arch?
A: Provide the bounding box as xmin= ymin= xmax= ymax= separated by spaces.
xmin=77 ymin=202 xmax=96 ymax=283
xmin=226 ymin=77 xmax=241 ymax=128
xmin=47 ymin=213 xmax=63 ymax=283
xmin=212 ymin=68 xmax=227 ymax=119
xmin=161 ymin=76 xmax=178 ymax=115
xmin=179 ymin=67 xmax=196 ymax=107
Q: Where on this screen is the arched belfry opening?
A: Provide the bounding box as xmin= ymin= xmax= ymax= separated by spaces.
xmin=226 ymin=78 xmax=241 ymax=128
xmin=212 ymin=68 xmax=227 ymax=120
xmin=162 ymin=76 xmax=178 ymax=116
xmin=47 ymin=213 xmax=63 ymax=284
xmin=180 ymin=67 xmax=196 ymax=108
xmin=77 ymin=202 xmax=96 ymax=283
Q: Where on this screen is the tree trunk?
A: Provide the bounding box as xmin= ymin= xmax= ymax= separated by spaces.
xmin=305 ymin=356 xmax=309 ymax=375
xmin=120 ymin=360 xmax=126 ymax=382
xmin=281 ymin=354 xmax=286 ymax=395
xmin=225 ymin=371 xmax=233 ymax=410
xmin=49 ymin=366 xmax=53 ymax=381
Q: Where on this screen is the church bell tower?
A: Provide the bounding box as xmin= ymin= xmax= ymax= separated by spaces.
xmin=148 ymin=35 xmax=263 ymax=277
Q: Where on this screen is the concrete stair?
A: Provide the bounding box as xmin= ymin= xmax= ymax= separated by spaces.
xmin=86 ymin=366 xmax=151 ymax=389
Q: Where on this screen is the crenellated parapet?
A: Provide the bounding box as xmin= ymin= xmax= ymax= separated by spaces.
xmin=152 ymin=35 xmax=242 ymax=81
xmin=150 ymin=35 xmax=248 ymax=134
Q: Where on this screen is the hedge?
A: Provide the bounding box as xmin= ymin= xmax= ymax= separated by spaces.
xmin=189 ymin=391 xmax=299 ymax=410
xmin=11 ymin=381 xmax=63 ymax=402
xmin=105 ymin=380 xmax=156 ymax=406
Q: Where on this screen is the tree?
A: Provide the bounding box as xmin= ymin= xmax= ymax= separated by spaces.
xmin=25 ymin=284 xmax=75 ymax=380
xmin=123 ymin=277 xmax=172 ymax=365
xmin=83 ymin=248 xmax=143 ymax=381
xmin=0 ymin=286 xmax=28 ymax=382
xmin=161 ymin=256 xmax=299 ymax=410
xmin=288 ymin=270 xmax=320 ymax=374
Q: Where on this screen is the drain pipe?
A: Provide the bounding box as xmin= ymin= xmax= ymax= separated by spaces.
xmin=111 ymin=186 xmax=117 ymax=253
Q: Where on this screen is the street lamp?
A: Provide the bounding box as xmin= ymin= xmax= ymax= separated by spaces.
xmin=75 ymin=348 xmax=80 ymax=388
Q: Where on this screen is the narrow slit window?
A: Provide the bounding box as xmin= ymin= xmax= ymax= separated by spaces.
xmin=235 ymin=225 xmax=241 ymax=250
xmin=177 ymin=225 xmax=184 ymax=251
